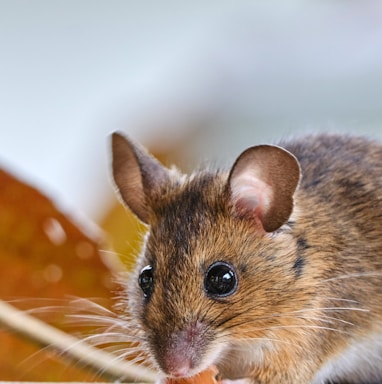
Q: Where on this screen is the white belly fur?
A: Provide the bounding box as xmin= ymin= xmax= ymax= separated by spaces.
xmin=312 ymin=332 xmax=382 ymax=384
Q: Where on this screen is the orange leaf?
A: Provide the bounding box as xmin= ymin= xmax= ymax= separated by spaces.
xmin=0 ymin=168 xmax=113 ymax=380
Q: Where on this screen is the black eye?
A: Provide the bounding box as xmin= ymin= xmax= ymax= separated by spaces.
xmin=204 ymin=261 xmax=238 ymax=298
xmin=138 ymin=265 xmax=154 ymax=298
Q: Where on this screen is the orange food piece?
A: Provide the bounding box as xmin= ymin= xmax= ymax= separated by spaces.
xmin=163 ymin=366 xmax=221 ymax=384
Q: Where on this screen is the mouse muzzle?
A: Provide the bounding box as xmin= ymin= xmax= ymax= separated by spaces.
xmin=151 ymin=320 xmax=211 ymax=378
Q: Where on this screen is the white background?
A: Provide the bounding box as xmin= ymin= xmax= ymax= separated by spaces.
xmin=1 ymin=1 xmax=382 ymax=223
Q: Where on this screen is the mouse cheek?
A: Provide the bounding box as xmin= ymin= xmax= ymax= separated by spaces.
xmin=152 ymin=321 xmax=214 ymax=378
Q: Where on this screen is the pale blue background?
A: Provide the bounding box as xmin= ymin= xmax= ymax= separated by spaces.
xmin=1 ymin=1 xmax=382 ymax=223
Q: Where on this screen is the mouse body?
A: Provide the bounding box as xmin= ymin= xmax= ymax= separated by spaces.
xmin=111 ymin=133 xmax=382 ymax=384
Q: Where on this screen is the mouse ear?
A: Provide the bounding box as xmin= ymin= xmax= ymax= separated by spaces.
xmin=111 ymin=132 xmax=170 ymax=224
xmin=228 ymin=145 xmax=301 ymax=232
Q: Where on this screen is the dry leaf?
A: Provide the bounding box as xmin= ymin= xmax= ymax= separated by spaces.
xmin=0 ymin=168 xmax=113 ymax=380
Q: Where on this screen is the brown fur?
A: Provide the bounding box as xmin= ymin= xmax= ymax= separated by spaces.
xmin=112 ymin=133 xmax=382 ymax=384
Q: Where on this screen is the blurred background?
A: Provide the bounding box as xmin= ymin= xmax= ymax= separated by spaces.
xmin=1 ymin=0 xmax=382 ymax=380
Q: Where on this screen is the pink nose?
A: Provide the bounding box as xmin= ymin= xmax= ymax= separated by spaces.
xmin=159 ymin=321 xmax=206 ymax=378
xmin=166 ymin=360 xmax=191 ymax=378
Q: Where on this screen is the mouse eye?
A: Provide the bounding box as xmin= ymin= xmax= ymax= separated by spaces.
xmin=138 ymin=265 xmax=154 ymax=298
xmin=204 ymin=261 xmax=238 ymax=298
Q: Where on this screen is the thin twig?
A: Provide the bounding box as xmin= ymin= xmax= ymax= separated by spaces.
xmin=0 ymin=300 xmax=156 ymax=382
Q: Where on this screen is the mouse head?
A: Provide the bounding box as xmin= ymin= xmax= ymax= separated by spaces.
xmin=111 ymin=132 xmax=301 ymax=378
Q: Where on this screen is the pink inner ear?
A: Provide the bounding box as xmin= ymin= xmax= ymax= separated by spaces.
xmin=230 ymin=171 xmax=273 ymax=222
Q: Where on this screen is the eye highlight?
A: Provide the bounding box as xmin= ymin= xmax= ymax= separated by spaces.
xmin=204 ymin=261 xmax=238 ymax=298
xmin=138 ymin=265 xmax=154 ymax=298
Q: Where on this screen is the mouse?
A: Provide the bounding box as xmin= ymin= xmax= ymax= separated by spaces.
xmin=111 ymin=132 xmax=382 ymax=384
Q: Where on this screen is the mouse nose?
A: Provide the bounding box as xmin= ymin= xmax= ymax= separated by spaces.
xmin=154 ymin=321 xmax=207 ymax=378
xmin=162 ymin=352 xmax=192 ymax=377
xmin=167 ymin=362 xmax=192 ymax=378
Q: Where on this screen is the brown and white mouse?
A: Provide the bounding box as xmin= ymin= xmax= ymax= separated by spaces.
xmin=111 ymin=132 xmax=382 ymax=384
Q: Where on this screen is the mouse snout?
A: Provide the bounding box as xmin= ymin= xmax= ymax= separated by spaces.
xmin=156 ymin=321 xmax=207 ymax=378
xmin=163 ymin=354 xmax=192 ymax=378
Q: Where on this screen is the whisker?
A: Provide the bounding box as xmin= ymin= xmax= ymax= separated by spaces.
xmin=66 ymin=314 xmax=130 ymax=331
xmin=226 ymin=336 xmax=305 ymax=351
xmin=320 ymin=296 xmax=361 ymax=304
xmin=295 ymin=307 xmax=369 ymax=314
xmin=215 ymin=306 xmax=367 ymax=331
xmin=80 ymin=332 xmax=138 ymax=346
xmin=66 ymin=298 xmax=115 ymax=316
xmin=294 ymin=314 xmax=355 ymax=327
xmin=322 ymin=272 xmax=382 ymax=282
xmin=228 ymin=323 xmax=349 ymax=337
